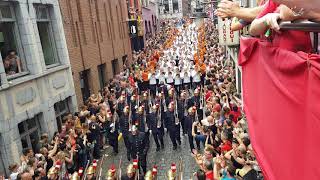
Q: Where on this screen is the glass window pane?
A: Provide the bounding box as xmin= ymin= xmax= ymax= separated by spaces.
xmin=21 ymin=136 xmax=29 ymax=149
xmin=0 ymin=5 xmax=13 ymax=19
xmin=36 ymin=7 xmax=49 ymax=20
xmin=37 ymin=22 xmax=55 ymax=65
xmin=18 ymin=122 xmax=25 ymax=134
xmin=56 ymin=117 xmax=62 ymax=132
xmin=59 ymin=101 xmax=66 ymax=113
xmin=29 ymin=130 xmax=40 ymax=152
xmin=26 ymin=117 xmax=37 ymax=130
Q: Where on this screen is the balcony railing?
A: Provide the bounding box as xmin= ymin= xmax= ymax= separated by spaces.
xmin=279 ymin=20 xmax=320 ymax=53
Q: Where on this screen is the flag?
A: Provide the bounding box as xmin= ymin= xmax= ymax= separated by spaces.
xmin=239 ymin=37 xmax=320 ymax=180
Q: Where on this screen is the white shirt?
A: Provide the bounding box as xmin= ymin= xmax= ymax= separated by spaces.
xmin=174 ymin=76 xmax=182 ymax=85
xmin=183 ymin=74 xmax=191 ymax=83
xmin=193 ymin=72 xmax=201 ymax=82
xmin=166 ymin=75 xmax=174 ymax=83
xmin=158 ymin=75 xmax=166 ymax=84
xmin=149 ymin=75 xmax=157 ymax=85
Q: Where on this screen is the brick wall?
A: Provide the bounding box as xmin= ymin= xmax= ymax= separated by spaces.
xmin=59 ymin=0 xmax=132 ymax=104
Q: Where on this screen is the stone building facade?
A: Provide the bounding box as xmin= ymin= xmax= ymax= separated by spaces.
xmin=59 ymin=0 xmax=132 ymax=104
xmin=0 ymin=0 xmax=77 ymax=175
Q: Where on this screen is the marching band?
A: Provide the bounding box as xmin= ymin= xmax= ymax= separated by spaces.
xmin=91 ymin=20 xmax=210 ymax=180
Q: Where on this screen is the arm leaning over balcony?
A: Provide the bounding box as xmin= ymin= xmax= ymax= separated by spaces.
xmin=215 ymin=0 xmax=265 ymax=22
xmin=249 ymin=5 xmax=311 ymax=36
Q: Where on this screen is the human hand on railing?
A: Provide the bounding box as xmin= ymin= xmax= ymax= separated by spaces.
xmin=215 ymin=0 xmax=240 ymax=19
xmin=261 ymin=13 xmax=281 ymax=32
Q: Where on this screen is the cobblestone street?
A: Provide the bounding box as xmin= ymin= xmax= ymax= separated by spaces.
xmin=101 ymin=132 xmax=199 ymax=179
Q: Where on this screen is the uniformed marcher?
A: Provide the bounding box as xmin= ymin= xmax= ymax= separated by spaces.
xmin=119 ymin=106 xmax=132 ymax=160
xmin=188 ymin=88 xmax=203 ymax=121
xmin=116 ymin=95 xmax=126 ymax=117
xmin=128 ymin=125 xmax=150 ymax=174
xmin=149 ymin=72 xmax=157 ymax=97
xmin=165 ymin=102 xmax=181 ymax=150
xmin=88 ymin=115 xmax=101 ymax=159
xmin=177 ymin=91 xmax=187 ymax=135
xmin=141 ymin=91 xmax=151 ymax=114
xmin=147 ymin=104 xmax=164 ymax=151
xmin=184 ymin=107 xmax=200 ymax=151
xmin=166 ymin=71 xmax=174 ymax=86
xmin=174 ymin=72 xmax=182 ymax=95
xmin=135 ymin=106 xmax=147 ymax=133
xmin=182 ymin=71 xmax=191 ymax=91
xmin=105 ymin=112 xmax=119 ymax=154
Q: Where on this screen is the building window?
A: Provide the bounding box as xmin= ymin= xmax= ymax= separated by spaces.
xmin=54 ymin=98 xmax=70 ymax=132
xmin=122 ymin=55 xmax=127 ymax=67
xmin=18 ymin=115 xmax=41 ymax=152
xmin=0 ymin=3 xmax=27 ymax=78
xmin=112 ymin=59 xmax=119 ymax=76
xmin=173 ymin=0 xmax=179 ymax=13
xmin=97 ymin=64 xmax=106 ymax=90
xmin=35 ymin=5 xmax=58 ymax=67
xmin=148 ymin=21 xmax=152 ymax=34
xmin=145 ymin=20 xmax=148 ymax=34
xmin=80 ymin=69 xmax=91 ymax=103
xmin=163 ymin=0 xmax=169 ymax=13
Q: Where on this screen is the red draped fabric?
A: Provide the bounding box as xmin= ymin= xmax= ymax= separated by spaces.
xmin=238 ymin=37 xmax=320 ymax=180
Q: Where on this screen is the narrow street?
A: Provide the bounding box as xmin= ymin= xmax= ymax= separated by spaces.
xmin=101 ymin=132 xmax=198 ymax=179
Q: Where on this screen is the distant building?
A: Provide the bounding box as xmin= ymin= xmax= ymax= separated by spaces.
xmin=142 ymin=0 xmax=160 ymax=41
xmin=59 ymin=0 xmax=132 ymax=104
xmin=158 ymin=0 xmax=183 ymax=19
xmin=182 ymin=0 xmax=192 ymax=17
xmin=0 ymin=0 xmax=77 ymax=175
